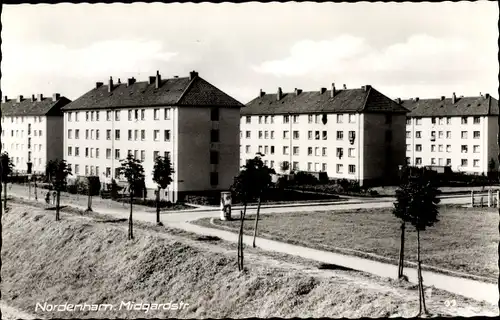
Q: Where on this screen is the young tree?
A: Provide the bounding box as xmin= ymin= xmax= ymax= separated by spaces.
xmin=399 ymin=172 xmax=440 ymax=316
xmin=1 ymin=152 xmax=15 ymax=211
xmin=45 ymin=160 xmax=57 ymax=184
xmin=47 ymin=159 xmax=72 ymax=221
xmin=117 ymin=154 xmax=145 ymax=240
xmin=152 ymin=155 xmax=174 ymax=226
xmin=393 ymin=183 xmax=411 ymax=280
xmin=279 ymin=161 xmax=290 ymax=174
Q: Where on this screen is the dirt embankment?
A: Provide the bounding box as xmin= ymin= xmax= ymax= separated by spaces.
xmin=1 ymin=203 xmax=496 ymax=318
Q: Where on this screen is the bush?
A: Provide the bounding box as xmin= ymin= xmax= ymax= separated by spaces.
xmin=318 ymin=172 xmax=329 ymax=184
xmin=115 ymin=198 xmax=173 ymax=208
xmin=73 ymin=176 xmax=101 ymax=196
xmin=185 ymin=195 xmax=219 ymax=206
xmin=294 ymin=171 xmax=319 ymax=185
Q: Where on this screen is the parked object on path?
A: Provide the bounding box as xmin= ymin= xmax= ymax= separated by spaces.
xmin=52 ymin=191 xmax=57 ymax=205
xmin=45 ymin=191 xmax=51 ymax=204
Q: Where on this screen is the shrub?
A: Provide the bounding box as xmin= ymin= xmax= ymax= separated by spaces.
xmin=115 ymin=198 xmax=173 ymax=208
xmin=294 ymin=171 xmax=319 ymax=185
xmin=318 ymin=172 xmax=329 ymax=184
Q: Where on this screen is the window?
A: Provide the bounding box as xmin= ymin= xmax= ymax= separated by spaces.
xmin=245 ymin=145 xmax=251 ymax=153
xmin=85 ymin=129 xmax=89 ymax=139
xmin=75 ymin=129 xmax=80 ymax=139
xmin=315 ymin=131 xmax=321 ymax=140
xmin=245 ymin=116 xmax=251 ymax=124
xmin=336 ymin=114 xmax=343 ymax=123
xmin=96 ymin=111 xmax=99 ymax=121
xmin=91 ymin=129 xmax=94 ymax=140
xmin=431 ymin=131 xmax=436 ymax=139
xmin=322 ymin=147 xmax=327 ymax=156
xmin=446 ymin=117 xmax=451 ymax=125
xmin=270 ymin=131 xmax=275 ymax=139
xmin=431 ymin=158 xmax=436 ymax=165
xmin=431 ymin=117 xmax=436 ymax=124
xmin=258 ymin=145 xmax=263 ymax=153
xmin=322 ymin=163 xmax=327 ymax=172
xmin=385 ymin=114 xmax=392 ymax=124
xmin=68 ymin=146 xmax=72 ymax=156
xmin=283 ymin=131 xmax=289 ymax=139
xmin=315 ymin=114 xmax=320 ymax=123
xmin=322 ymin=131 xmax=327 ymax=140
xmin=141 ymin=150 xmax=145 ymax=162
xmin=461 ymin=159 xmax=468 ymax=167
xmin=416 ymin=144 xmax=422 ymax=152
xmin=461 ymin=145 xmax=468 ymax=153
xmin=406 ymin=131 xmax=411 ymax=139
xmin=74 ymin=112 xmax=79 ymax=122
xmin=270 ymin=146 xmax=275 ymax=154
xmin=210 ymin=151 xmax=219 ymax=164
xmin=431 ymin=145 xmax=436 ymax=152
xmin=152 ymin=130 xmax=159 ymax=141
xmin=75 ymin=147 xmax=80 ymax=157
xmin=473 ymin=145 xmax=480 ymax=153
xmin=348 ymin=148 xmax=355 ymax=157
xmin=413 ymin=131 xmax=420 ymax=138
xmin=461 ymin=131 xmax=468 ymax=139
xmin=86 ymin=111 xmax=89 ymax=121
xmin=106 ymin=111 xmax=111 ymax=121
xmin=85 ymin=147 xmax=89 ymax=158
xmin=292 ymin=115 xmax=299 ymax=123
xmin=115 ymin=110 xmax=120 ymax=121
xmin=162 ymin=107 xmax=171 ymax=120
xmin=141 ymin=109 xmax=145 ymax=120
xmin=438 ymin=117 xmax=444 ymax=125
xmin=336 ymin=148 xmax=343 ymax=158
xmin=128 ymin=130 xmax=132 ymax=140
xmin=115 ymin=129 xmax=120 ymax=140
xmin=246 ymin=131 xmax=251 ymax=139
xmin=406 ymin=144 xmax=411 ymax=152
xmin=96 ymin=148 xmax=100 ymax=158
xmin=438 ymin=131 xmax=443 ymax=139
xmin=68 ymin=129 xmax=72 ymax=139
xmin=473 ymin=159 xmax=480 ymax=167
xmin=446 ymin=145 xmax=451 ymax=152
xmin=336 ymin=164 xmax=343 ymax=173
xmin=416 ymin=158 xmax=422 ymax=165
xmin=473 ymin=116 xmax=480 ymax=124
xmin=349 ymin=114 xmax=356 ymax=123
xmin=446 ymin=131 xmax=451 ymax=139
xmin=134 ymin=150 xmax=138 ymax=159
xmin=141 ymin=130 xmax=146 ymax=141
xmin=128 ymin=110 xmax=132 ymax=121
xmin=461 ymin=116 xmax=468 ymax=125
xmin=90 ymin=148 xmax=94 ymax=158
xmin=264 ymin=116 xmax=269 ymax=124
xmin=293 ymin=131 xmax=299 ymax=139
xmin=308 ymin=115 xmax=313 ymax=123
xmin=105 ymin=167 xmax=111 ymax=178
xmin=115 ymin=168 xmax=121 ymax=179
xmin=75 ymin=165 xmax=80 ymax=175
xmin=307 ymin=147 xmax=313 ymax=156
xmin=264 ymin=146 xmax=269 ymax=154
xmin=336 ymin=131 xmax=343 ymax=140
xmin=154 ymin=109 xmax=160 ymax=120
xmin=270 ymin=160 xmax=274 ymax=169
xmin=292 ymin=161 xmax=299 ymax=170
xmin=210 ymin=172 xmax=219 ymax=185
xmin=307 ymin=162 xmax=312 ymax=171
xmin=348 ymin=165 xmax=356 ymax=174
xmin=315 ymin=147 xmax=320 ymax=156
xmin=258 ymin=131 xmax=263 ymax=139
xmin=264 ymin=131 xmax=269 ymax=139
xmin=438 ymin=145 xmax=443 ymax=152
xmin=270 ymin=116 xmax=274 ymax=124
xmin=293 ymin=146 xmax=299 ymax=156
xmin=446 ymin=158 xmax=452 ymax=166
xmin=134 ymin=130 xmax=138 ymax=141
xmin=258 ymin=116 xmax=262 ymax=124
xmin=115 ymin=149 xmax=120 ymax=160
xmin=283 ymin=115 xmax=290 ymax=124
xmin=415 ymin=118 xmax=422 ymax=125
xmin=211 ymin=130 xmax=219 ymax=142
xmin=283 ymin=146 xmax=289 ymax=155
xmin=438 ymin=158 xmax=443 ymax=166
xmin=106 ymin=130 xmax=111 ymax=140
xmin=473 ymin=131 xmax=480 ymax=139
xmin=162 ymin=130 xmax=170 ymax=142
xmin=95 ymin=129 xmax=100 ymax=140
xmin=68 ymin=112 xmax=72 ymax=122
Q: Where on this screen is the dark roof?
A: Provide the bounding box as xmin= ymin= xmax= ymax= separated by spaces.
xmin=1 ymin=96 xmax=71 ymax=116
xmin=402 ymin=95 xmax=499 ymax=117
xmin=242 ymin=86 xmax=409 ymax=115
xmin=62 ymin=75 xmax=244 ymax=111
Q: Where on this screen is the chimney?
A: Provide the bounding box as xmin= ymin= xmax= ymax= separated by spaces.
xmin=364 ymin=85 xmax=371 ymax=92
xmin=117 ymin=78 xmax=121 ymax=84
xmin=52 ymin=93 xmax=60 ymax=101
xmin=295 ymin=88 xmax=302 ymax=96
xmin=17 ymin=95 xmax=23 ymax=103
xmin=189 ymin=70 xmax=199 ymax=80
xmin=127 ymin=77 xmax=136 ymax=87
xmin=108 ymin=77 xmax=114 ymax=93
xmin=343 ymin=84 xmax=347 ymax=89
xmin=148 ymin=76 xmax=155 ymax=85
xmin=37 ymin=94 xmax=43 ymax=101
xmin=395 ymin=98 xmax=401 ymax=104
xmin=320 ymin=87 xmax=327 ymax=94
xmin=3 ymin=96 xmax=8 ymax=103
xmin=415 ymin=97 xmax=419 ymax=102
xmin=155 ymin=70 xmax=161 ymax=89
xmin=485 ymin=93 xmax=490 ymax=99
xmin=31 ymin=94 xmax=36 ymax=102
xmin=331 ymin=83 xmax=336 ymax=98
xmin=259 ymin=89 xmax=266 ymax=98
xmin=440 ymin=96 xmax=445 ymax=101
xmin=173 ymin=75 xmax=179 ymax=78
xmin=452 ymin=92 xmax=456 ymax=104
xmin=277 ymin=87 xmax=283 ymax=101
xmin=96 ymin=82 xmax=103 ymax=89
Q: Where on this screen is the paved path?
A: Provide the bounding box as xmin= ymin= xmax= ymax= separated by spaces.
xmin=6 ymin=185 xmax=497 ymax=306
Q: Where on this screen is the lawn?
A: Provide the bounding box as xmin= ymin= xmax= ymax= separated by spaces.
xmin=194 ymin=205 xmax=498 ymax=281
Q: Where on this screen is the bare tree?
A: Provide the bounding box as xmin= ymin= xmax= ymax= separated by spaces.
xmin=47 ymin=159 xmax=72 ymax=221
xmin=152 ymin=154 xmax=174 ymax=226
xmin=1 ymin=152 xmax=15 ymax=211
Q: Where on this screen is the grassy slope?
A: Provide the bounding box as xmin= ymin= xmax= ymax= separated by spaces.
xmin=195 ymin=205 xmax=497 ymax=281
xmin=1 ymin=203 xmax=496 ymax=318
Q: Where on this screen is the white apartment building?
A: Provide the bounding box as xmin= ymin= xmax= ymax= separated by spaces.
xmin=241 ymin=84 xmax=409 ymax=186
xmin=62 ymin=71 xmax=242 ymax=202
xmin=1 ymin=93 xmax=71 ymax=174
xmin=402 ymin=93 xmax=499 ymax=174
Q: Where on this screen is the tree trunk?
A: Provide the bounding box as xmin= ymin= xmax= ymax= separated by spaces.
xmin=34 ymin=177 xmax=38 ymax=201
xmin=252 ymin=194 xmax=262 ymax=248
xmin=55 ymin=190 xmax=61 ymax=221
xmin=398 ymin=221 xmax=405 ymax=279
xmin=129 ymin=191 xmax=134 ymax=240
xmin=156 ymin=186 xmax=161 ymax=225
xmin=87 ymin=184 xmax=93 ymax=212
xmin=416 ymin=229 xmax=427 ymax=316
xmin=4 ymin=181 xmax=7 ymax=211
xmin=238 ymin=201 xmax=247 ymax=271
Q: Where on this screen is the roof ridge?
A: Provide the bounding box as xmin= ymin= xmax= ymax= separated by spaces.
xmin=175 ymin=76 xmax=198 ymax=104
xmin=359 ymin=86 xmax=372 ymax=112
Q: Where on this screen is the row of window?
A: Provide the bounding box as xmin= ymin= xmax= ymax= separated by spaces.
xmin=408 ymin=157 xmax=481 ymax=168
xmin=407 ymin=130 xmax=481 ymax=140
xmin=8 ymin=143 xmax=42 ymax=152
xmin=8 ymin=156 xmax=42 ymax=166
xmin=244 ymin=145 xmax=356 ymax=158
xmin=250 ymin=159 xmax=356 ymax=174
xmin=67 ymin=128 xmax=220 ymax=142
xmin=247 ymin=113 xmax=360 ymax=125
xmin=407 ymin=116 xmax=482 ymax=126
xmin=408 ymin=144 xmax=482 ymax=153
xmin=4 ymin=129 xmax=43 ymax=138
xmin=1 ymin=116 xmax=43 ymax=124
xmin=242 ymin=130 xmax=358 ymax=141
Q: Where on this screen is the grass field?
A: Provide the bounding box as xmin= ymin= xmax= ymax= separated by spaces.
xmin=194 ymin=205 xmax=497 ymax=281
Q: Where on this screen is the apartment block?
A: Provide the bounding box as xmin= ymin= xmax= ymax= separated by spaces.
xmin=402 ymin=93 xmax=499 ymax=174
xmin=241 ymin=84 xmax=409 ymax=186
xmin=61 ymin=71 xmax=243 ymax=202
xmin=1 ymin=93 xmax=71 ymax=174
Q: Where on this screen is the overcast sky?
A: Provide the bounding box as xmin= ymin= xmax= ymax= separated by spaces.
xmin=1 ymin=2 xmax=498 ymax=104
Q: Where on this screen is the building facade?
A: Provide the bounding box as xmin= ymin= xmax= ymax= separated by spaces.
xmin=402 ymin=93 xmax=499 ymax=174
xmin=1 ymin=93 xmax=71 ymax=174
xmin=61 ymin=71 xmax=243 ymax=202
xmin=241 ymin=84 xmax=409 ymax=186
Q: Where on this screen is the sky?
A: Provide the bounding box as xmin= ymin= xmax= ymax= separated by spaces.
xmin=1 ymin=2 xmax=498 ymax=104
